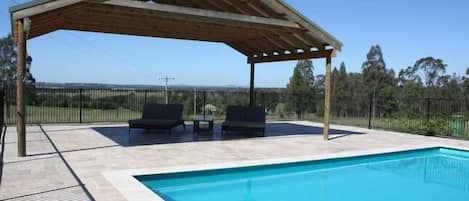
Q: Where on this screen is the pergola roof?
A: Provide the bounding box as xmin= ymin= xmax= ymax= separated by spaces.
xmin=10 ymin=1 xmax=341 ymax=157
xmin=10 ymin=0 xmax=342 ymax=64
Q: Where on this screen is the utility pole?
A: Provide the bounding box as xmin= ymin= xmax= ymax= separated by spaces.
xmin=159 ymin=76 xmax=174 ymax=104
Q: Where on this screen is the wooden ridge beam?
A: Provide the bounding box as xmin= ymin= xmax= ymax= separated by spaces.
xmin=92 ymin=0 xmax=301 ymax=29
xmin=61 ymin=22 xmax=248 ymax=43
xmin=68 ymin=10 xmax=260 ymax=37
xmin=248 ymin=49 xmax=336 ymax=64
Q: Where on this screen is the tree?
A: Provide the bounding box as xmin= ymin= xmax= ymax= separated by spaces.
xmin=313 ymin=74 xmax=325 ymax=114
xmin=362 ymin=45 xmax=387 ymax=95
xmin=361 ymin=45 xmax=395 ymax=117
xmin=286 ymin=60 xmax=315 ymax=119
xmin=463 ymin=68 xmax=469 ymax=97
xmin=399 ymin=57 xmax=447 ymax=97
xmin=332 ymin=62 xmax=348 ymax=116
xmin=438 ymin=73 xmax=462 ymax=99
xmin=345 ymin=72 xmax=368 ymax=116
xmin=0 ymin=34 xmax=36 ymax=88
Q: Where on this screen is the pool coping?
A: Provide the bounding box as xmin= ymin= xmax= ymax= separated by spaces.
xmin=102 ymin=143 xmax=469 ymax=201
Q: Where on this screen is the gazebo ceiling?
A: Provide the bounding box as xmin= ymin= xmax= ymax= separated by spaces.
xmin=10 ymin=0 xmax=342 ymax=63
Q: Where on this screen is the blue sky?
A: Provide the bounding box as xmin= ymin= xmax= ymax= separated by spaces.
xmin=1 ymin=0 xmax=468 ymax=87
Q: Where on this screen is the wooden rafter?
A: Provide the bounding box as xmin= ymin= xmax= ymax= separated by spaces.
xmin=95 ymin=0 xmax=301 ymax=29
xmin=248 ymin=49 xmax=336 ymax=64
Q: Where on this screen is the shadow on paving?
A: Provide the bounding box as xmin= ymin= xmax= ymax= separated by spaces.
xmin=92 ymin=122 xmax=364 ymax=147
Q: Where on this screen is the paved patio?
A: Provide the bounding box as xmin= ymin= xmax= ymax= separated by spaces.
xmin=1 ymin=121 xmax=469 ymax=201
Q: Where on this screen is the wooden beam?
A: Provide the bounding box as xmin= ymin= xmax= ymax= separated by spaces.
xmin=248 ymin=49 xmax=335 ymax=64
xmin=70 ymin=5 xmax=265 ymax=37
xmin=225 ymin=43 xmax=250 ymax=56
xmin=240 ymin=0 xmax=271 ymax=18
xmin=16 ymin=19 xmax=27 ymax=157
xmin=259 ymin=0 xmax=342 ymax=50
xmin=11 ymin=0 xmax=85 ymax=20
xmin=249 ymin=63 xmax=255 ymax=107
xmin=60 ymin=18 xmax=256 ymax=43
xmin=323 ymin=56 xmax=332 ymax=141
xmin=227 ymin=41 xmax=256 ymax=56
xmin=261 ymin=33 xmax=295 ymax=52
xmin=95 ymin=0 xmax=301 ymax=29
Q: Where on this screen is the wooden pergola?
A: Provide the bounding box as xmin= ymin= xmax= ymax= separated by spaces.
xmin=10 ymin=0 xmax=342 ymax=157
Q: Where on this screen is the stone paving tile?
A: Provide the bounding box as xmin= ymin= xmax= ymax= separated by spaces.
xmin=0 ymin=156 xmax=80 ymax=200
xmin=2 ymin=186 xmax=90 ymax=201
xmin=1 ymin=122 xmax=469 ymax=201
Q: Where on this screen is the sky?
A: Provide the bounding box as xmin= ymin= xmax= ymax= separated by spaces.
xmin=1 ymin=0 xmax=469 ymax=87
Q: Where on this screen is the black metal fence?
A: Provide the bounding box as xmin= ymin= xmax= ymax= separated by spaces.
xmin=322 ymin=95 xmax=469 ymax=138
xmin=1 ymin=88 xmax=468 ymax=139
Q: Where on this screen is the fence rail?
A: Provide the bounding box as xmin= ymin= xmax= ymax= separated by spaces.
xmin=1 ymin=88 xmax=468 ymax=139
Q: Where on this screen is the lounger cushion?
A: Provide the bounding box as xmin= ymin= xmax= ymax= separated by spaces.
xmin=129 ymin=119 xmax=182 ymax=128
xmin=222 ymin=121 xmax=265 ymax=129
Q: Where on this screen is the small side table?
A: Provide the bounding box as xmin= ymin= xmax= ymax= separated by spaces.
xmin=192 ymin=116 xmax=214 ymax=134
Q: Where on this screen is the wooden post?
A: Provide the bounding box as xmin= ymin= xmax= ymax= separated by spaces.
xmin=249 ymin=63 xmax=255 ymax=107
xmin=16 ymin=19 xmax=27 ymax=157
xmin=323 ymin=56 xmax=332 ymax=141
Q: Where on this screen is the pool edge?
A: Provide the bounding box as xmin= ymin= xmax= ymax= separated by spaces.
xmin=103 ymin=144 xmax=469 ymax=201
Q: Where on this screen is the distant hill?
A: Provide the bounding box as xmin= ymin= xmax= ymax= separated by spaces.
xmin=35 ymin=82 xmax=284 ymax=92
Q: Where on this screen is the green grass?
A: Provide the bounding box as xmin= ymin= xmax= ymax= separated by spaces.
xmin=4 ymin=105 xmax=141 ymax=124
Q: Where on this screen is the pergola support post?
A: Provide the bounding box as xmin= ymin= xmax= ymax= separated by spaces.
xmin=249 ymin=63 xmax=255 ymax=107
xmin=16 ymin=19 xmax=27 ymax=157
xmin=323 ymin=56 xmax=332 ymax=141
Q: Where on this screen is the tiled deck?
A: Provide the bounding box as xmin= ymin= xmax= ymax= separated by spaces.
xmin=1 ymin=121 xmax=469 ymax=201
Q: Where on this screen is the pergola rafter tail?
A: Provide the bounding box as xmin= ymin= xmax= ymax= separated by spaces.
xmin=248 ymin=49 xmax=336 ymax=64
xmin=10 ymin=0 xmax=342 ymax=157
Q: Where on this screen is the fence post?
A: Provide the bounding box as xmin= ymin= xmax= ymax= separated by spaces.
xmin=297 ymin=93 xmax=301 ymax=120
xmin=368 ymin=94 xmax=373 ymax=129
xmin=426 ymin=98 xmax=431 ymax=122
xmin=79 ymin=89 xmax=83 ymax=123
xmin=193 ymin=88 xmax=197 ymax=116
xmin=144 ymin=90 xmax=148 ymax=104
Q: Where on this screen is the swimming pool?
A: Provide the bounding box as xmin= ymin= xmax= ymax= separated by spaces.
xmin=136 ymin=147 xmax=469 ymax=201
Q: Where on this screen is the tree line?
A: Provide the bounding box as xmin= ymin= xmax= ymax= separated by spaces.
xmin=286 ymin=45 xmax=469 ymax=119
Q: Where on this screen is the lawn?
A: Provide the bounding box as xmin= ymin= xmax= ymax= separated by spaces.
xmin=4 ymin=105 xmax=141 ymax=124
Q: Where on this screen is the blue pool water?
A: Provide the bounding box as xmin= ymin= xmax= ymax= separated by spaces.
xmin=137 ymin=148 xmax=469 ymax=201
